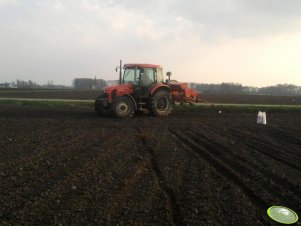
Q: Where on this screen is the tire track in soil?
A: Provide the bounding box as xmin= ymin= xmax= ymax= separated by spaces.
xmin=185 ymin=128 xmax=301 ymax=209
xmin=187 ymin=126 xmax=301 ymax=197
xmin=213 ymin=126 xmax=301 ymax=171
xmin=172 ymin=151 xmax=225 ymax=226
xmin=265 ymin=126 xmax=301 ymax=147
xmin=237 ymin=124 xmax=301 ymax=157
xmin=168 ymin=128 xmax=273 ymax=226
xmin=235 ymin=124 xmax=301 ymax=158
xmin=102 ymin=159 xmax=148 ymax=224
xmin=239 ymin=133 xmax=301 ymax=170
xmin=244 ymin=134 xmax=301 ymax=160
xmin=136 ymin=128 xmax=184 ymax=226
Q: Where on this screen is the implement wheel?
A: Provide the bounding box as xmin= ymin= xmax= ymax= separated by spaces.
xmin=149 ymin=90 xmax=172 ymax=117
xmin=112 ymin=96 xmax=134 ymax=118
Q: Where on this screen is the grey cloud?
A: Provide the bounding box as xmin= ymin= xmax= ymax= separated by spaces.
xmin=95 ymin=0 xmax=301 ymax=39
xmin=238 ymin=0 xmax=301 ymax=17
xmin=167 ymin=0 xmax=301 ymax=38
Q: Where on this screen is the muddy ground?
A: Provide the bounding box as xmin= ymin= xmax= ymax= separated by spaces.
xmin=0 ymin=104 xmax=301 ymax=226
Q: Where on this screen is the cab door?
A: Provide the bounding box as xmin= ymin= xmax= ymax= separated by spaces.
xmin=138 ymin=68 xmax=156 ymax=98
xmin=131 ymin=68 xmax=142 ymax=96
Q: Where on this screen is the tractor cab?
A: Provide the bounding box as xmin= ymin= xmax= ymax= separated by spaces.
xmin=122 ymin=64 xmax=164 ymax=85
xmin=122 ymin=64 xmax=164 ymax=98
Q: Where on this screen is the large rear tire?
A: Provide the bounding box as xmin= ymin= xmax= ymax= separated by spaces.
xmin=112 ymin=96 xmax=135 ymax=118
xmin=149 ymin=90 xmax=172 ymax=117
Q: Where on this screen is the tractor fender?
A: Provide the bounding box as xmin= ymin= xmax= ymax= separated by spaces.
xmin=150 ymin=84 xmax=171 ymax=96
xmin=123 ymin=93 xmax=137 ymax=110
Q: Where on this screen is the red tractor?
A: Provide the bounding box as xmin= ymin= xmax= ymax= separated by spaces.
xmin=95 ymin=62 xmax=201 ymax=118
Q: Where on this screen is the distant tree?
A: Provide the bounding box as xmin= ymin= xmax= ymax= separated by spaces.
xmin=257 ymin=84 xmax=301 ymax=96
xmin=193 ymin=82 xmax=301 ymax=96
xmin=96 ymin=79 xmax=107 ymax=89
xmin=73 ymin=78 xmax=106 ymax=89
xmin=73 ymin=78 xmax=92 ymax=89
xmin=194 ymin=82 xmax=243 ymax=94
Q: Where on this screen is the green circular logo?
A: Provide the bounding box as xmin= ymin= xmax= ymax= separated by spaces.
xmin=267 ymin=206 xmax=298 ymax=224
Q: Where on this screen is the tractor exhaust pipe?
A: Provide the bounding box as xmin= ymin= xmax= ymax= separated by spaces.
xmin=119 ymin=60 xmax=122 ymax=85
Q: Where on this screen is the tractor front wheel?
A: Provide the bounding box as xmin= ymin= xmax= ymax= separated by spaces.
xmin=95 ymin=99 xmax=109 ymax=116
xmin=149 ymin=90 xmax=172 ymax=117
xmin=112 ymin=96 xmax=135 ymax=118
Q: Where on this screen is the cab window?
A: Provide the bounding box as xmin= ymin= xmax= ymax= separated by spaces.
xmin=123 ymin=68 xmax=140 ymax=85
xmin=156 ymin=68 xmax=164 ymax=83
xmin=141 ymin=69 xmax=155 ymax=86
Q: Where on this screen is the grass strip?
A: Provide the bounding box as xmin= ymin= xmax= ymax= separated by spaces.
xmin=1 ymin=99 xmax=301 ymax=112
xmin=175 ymin=103 xmax=301 ymax=112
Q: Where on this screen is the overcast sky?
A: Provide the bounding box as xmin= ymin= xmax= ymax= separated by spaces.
xmin=1 ymin=0 xmax=301 ymax=86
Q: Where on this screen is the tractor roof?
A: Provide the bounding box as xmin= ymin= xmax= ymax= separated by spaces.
xmin=124 ymin=64 xmax=162 ymax=69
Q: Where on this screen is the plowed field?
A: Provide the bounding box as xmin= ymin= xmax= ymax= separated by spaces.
xmin=0 ymin=104 xmax=300 ymax=225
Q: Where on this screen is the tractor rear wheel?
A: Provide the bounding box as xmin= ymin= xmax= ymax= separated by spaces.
xmin=149 ymin=90 xmax=172 ymax=117
xmin=112 ymin=96 xmax=135 ymax=118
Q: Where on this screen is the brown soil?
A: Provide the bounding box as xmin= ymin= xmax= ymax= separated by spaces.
xmin=0 ymin=104 xmax=300 ymax=226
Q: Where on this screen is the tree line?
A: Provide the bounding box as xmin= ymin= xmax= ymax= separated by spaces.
xmin=190 ymin=83 xmax=301 ymax=96
xmin=0 ymin=80 xmax=69 ymax=89
xmin=2 ymin=78 xmax=300 ymax=96
xmin=0 ymin=78 xmax=107 ymax=89
xmin=73 ymin=78 xmax=107 ymax=89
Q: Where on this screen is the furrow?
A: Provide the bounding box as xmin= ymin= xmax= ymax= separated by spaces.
xmin=169 ymin=128 xmax=272 ymax=211
xmin=219 ymin=128 xmax=301 ymax=171
xmin=137 ymin=129 xmax=184 ymax=226
xmin=186 ymin=128 xmax=301 ymax=204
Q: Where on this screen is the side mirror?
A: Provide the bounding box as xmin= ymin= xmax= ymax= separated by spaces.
xmin=115 ymin=67 xmax=119 ymax=72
